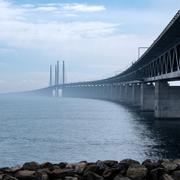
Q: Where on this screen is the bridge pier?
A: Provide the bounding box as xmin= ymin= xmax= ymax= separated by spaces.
xmin=106 ymin=85 xmax=112 ymax=101
xmin=140 ymin=83 xmax=155 ymax=111
xmin=119 ymin=84 xmax=126 ymax=102
xmin=115 ymin=84 xmax=121 ymax=102
xmin=111 ymin=84 xmax=117 ymax=101
xmin=124 ymin=84 xmax=133 ymax=104
xmin=132 ymin=83 xmax=141 ymax=106
xmin=155 ymin=81 xmax=180 ymax=118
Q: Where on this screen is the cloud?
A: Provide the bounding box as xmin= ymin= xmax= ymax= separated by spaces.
xmin=17 ymin=2 xmax=106 ymax=14
xmin=62 ymin=3 xmax=106 ymax=13
xmin=33 ymin=6 xmax=59 ymax=12
xmin=0 ymin=0 xmax=118 ymax=50
xmin=0 ymin=0 xmax=178 ymax=92
xmin=0 ymin=48 xmax=16 ymax=54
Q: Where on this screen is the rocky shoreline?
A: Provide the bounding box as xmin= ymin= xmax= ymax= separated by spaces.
xmin=1 ymin=159 xmax=180 ymax=180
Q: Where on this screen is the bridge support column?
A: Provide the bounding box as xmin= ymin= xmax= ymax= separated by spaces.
xmin=155 ymin=81 xmax=180 ymax=118
xmin=132 ymin=84 xmax=141 ymax=106
xmin=115 ymin=85 xmax=121 ymax=102
xmin=141 ymin=83 xmax=155 ymax=111
xmin=106 ymin=85 xmax=112 ymax=100
xmin=62 ymin=87 xmax=66 ymax=97
xmin=124 ymin=84 xmax=133 ymax=104
xmin=54 ymin=87 xmax=59 ymax=97
xmin=111 ymin=84 xmax=118 ymax=101
xmin=119 ymin=84 xmax=125 ymax=102
xmin=103 ymin=85 xmax=109 ymax=100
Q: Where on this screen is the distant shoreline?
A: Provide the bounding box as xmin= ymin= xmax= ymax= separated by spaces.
xmin=0 ymin=159 xmax=180 ymax=180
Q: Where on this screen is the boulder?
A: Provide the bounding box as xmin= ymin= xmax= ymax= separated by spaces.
xmin=172 ymin=170 xmax=180 ymax=180
xmin=114 ymin=176 xmax=131 ymax=180
xmin=51 ymin=168 xmax=77 ymax=178
xmin=36 ymin=172 xmax=49 ymax=180
xmin=161 ymin=161 xmax=177 ymax=171
xmin=15 ymin=170 xmax=37 ymax=180
xmin=173 ymin=159 xmax=180 ymax=169
xmin=149 ymin=167 xmax=166 ymax=180
xmin=96 ymin=161 xmax=108 ymax=170
xmin=2 ymin=175 xmax=18 ymax=180
xmin=40 ymin=162 xmax=54 ymax=170
xmin=37 ymin=168 xmax=51 ymax=174
xmin=74 ymin=162 xmax=87 ymax=174
xmin=120 ymin=159 xmax=140 ymax=167
xmin=103 ymin=160 xmax=118 ymax=168
xmin=83 ymin=172 xmax=103 ymax=180
xmin=22 ymin=162 xmax=40 ymax=171
xmin=0 ymin=168 xmax=11 ymax=174
xmin=64 ymin=177 xmax=78 ymax=180
xmin=3 ymin=166 xmax=22 ymax=174
xmin=126 ymin=164 xmax=147 ymax=180
xmin=162 ymin=174 xmax=174 ymax=180
xmin=84 ymin=164 xmax=103 ymax=175
xmin=103 ymin=168 xmax=119 ymax=179
xmin=58 ymin=162 xmax=67 ymax=169
xmin=117 ymin=163 xmax=129 ymax=175
xmin=142 ymin=159 xmax=159 ymax=170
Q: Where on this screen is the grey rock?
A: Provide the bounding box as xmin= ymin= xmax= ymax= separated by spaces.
xmin=162 ymin=174 xmax=174 ymax=180
xmin=36 ymin=172 xmax=49 ymax=180
xmin=74 ymin=162 xmax=87 ymax=173
xmin=149 ymin=167 xmax=166 ymax=180
xmin=22 ymin=162 xmax=40 ymax=171
xmin=84 ymin=164 xmax=103 ymax=175
xmin=51 ymin=168 xmax=77 ymax=178
xmin=114 ymin=176 xmax=131 ymax=180
xmin=172 ymin=170 xmax=180 ymax=180
xmin=173 ymin=159 xmax=180 ymax=169
xmin=58 ymin=162 xmax=68 ymax=169
xmin=126 ymin=164 xmax=147 ymax=180
xmin=83 ymin=172 xmax=103 ymax=180
xmin=2 ymin=175 xmax=18 ymax=180
xmin=103 ymin=168 xmax=119 ymax=179
xmin=161 ymin=161 xmax=177 ymax=171
xmin=15 ymin=170 xmax=37 ymax=180
xmin=142 ymin=159 xmax=159 ymax=170
xmin=103 ymin=160 xmax=118 ymax=167
xmin=64 ymin=177 xmax=78 ymax=180
xmin=40 ymin=162 xmax=54 ymax=170
xmin=120 ymin=159 xmax=140 ymax=167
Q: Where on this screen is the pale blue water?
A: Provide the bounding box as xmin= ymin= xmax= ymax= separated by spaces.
xmin=0 ymin=95 xmax=180 ymax=167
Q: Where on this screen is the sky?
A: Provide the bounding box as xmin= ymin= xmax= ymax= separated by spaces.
xmin=0 ymin=0 xmax=179 ymax=92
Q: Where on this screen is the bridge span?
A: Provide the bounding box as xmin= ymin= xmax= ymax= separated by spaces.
xmin=38 ymin=11 xmax=180 ymax=118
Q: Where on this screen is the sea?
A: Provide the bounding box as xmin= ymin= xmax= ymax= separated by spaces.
xmin=0 ymin=95 xmax=180 ymax=167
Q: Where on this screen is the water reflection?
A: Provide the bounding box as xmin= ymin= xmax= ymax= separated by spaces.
xmin=129 ymin=108 xmax=180 ymax=160
xmin=0 ymin=95 xmax=180 ymax=167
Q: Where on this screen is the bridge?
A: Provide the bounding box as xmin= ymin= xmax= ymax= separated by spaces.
xmin=36 ymin=11 xmax=180 ymax=119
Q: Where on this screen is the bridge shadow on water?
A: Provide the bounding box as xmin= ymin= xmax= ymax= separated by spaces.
xmin=101 ymin=99 xmax=180 ymax=160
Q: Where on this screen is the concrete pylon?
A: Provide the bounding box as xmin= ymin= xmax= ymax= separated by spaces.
xmin=54 ymin=64 xmax=59 ymax=97
xmin=140 ymin=83 xmax=155 ymax=111
xmin=49 ymin=65 xmax=52 ymax=87
xmin=132 ymin=83 xmax=141 ymax=106
xmin=56 ymin=61 xmax=59 ymax=85
xmin=155 ymin=81 xmax=180 ymax=118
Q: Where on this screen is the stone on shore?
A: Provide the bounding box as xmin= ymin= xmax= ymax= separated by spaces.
xmin=126 ymin=164 xmax=148 ymax=180
xmin=22 ymin=162 xmax=40 ymax=171
xmin=15 ymin=170 xmax=37 ymax=180
xmin=1 ymin=159 xmax=180 ymax=180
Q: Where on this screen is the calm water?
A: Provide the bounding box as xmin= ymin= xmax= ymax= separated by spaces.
xmin=0 ymin=95 xmax=180 ymax=167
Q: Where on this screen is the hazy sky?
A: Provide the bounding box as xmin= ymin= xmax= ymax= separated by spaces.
xmin=0 ymin=0 xmax=179 ymax=92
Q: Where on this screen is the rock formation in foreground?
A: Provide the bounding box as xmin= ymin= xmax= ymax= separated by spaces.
xmin=1 ymin=159 xmax=180 ymax=180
